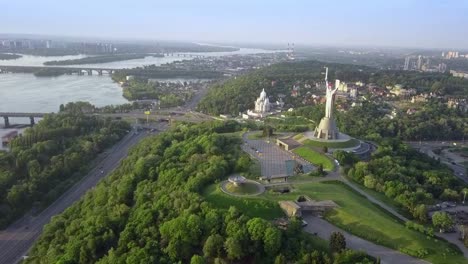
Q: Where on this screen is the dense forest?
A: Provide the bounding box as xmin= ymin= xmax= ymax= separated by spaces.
xmin=43 ymin=54 xmax=162 ymax=66
xmin=367 ymin=71 xmax=468 ymax=95
xmin=26 ymin=121 xmax=373 ymax=264
xmin=197 ymin=60 xmax=468 ymax=115
xmin=347 ymin=139 xmax=464 ymax=222
xmin=110 ymin=78 xmax=192 ymax=106
xmin=0 ymin=102 xmax=130 ymax=228
xmin=336 ymin=101 xmax=467 ymax=141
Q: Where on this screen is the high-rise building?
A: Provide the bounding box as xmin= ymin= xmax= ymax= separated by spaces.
xmin=404 ymin=57 xmax=411 ymax=70
xmin=438 ymin=63 xmax=447 ymax=73
xmin=417 ymin=55 xmax=423 ymax=70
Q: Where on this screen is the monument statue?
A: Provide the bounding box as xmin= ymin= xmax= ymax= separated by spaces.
xmin=324 ymin=69 xmax=338 ymax=119
xmin=314 ymin=67 xmax=340 ymax=140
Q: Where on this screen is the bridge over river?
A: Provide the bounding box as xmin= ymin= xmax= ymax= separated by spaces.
xmin=0 ymin=112 xmax=48 ymax=127
xmin=0 ymin=110 xmax=213 ymax=128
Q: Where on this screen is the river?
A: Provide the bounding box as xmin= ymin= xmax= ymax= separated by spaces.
xmin=0 ymin=47 xmax=282 ymax=147
xmin=0 ymin=48 xmax=279 ymax=69
xmin=0 ymin=74 xmax=128 ymax=112
xmin=0 ymin=47 xmax=281 ymax=122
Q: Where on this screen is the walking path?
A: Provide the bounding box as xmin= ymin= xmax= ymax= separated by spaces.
xmin=342 ymin=177 xmax=468 ymax=259
xmin=303 ymin=215 xmax=428 ymax=264
xmin=219 ymin=179 xmax=265 ymax=197
xmin=242 ymin=131 xmax=468 ymax=261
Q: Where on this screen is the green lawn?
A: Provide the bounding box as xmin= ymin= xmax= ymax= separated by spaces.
xmin=203 ymin=181 xmax=466 ymax=264
xmin=292 ymin=146 xmax=334 ymax=171
xmin=303 ymin=138 xmax=360 ymax=148
xmin=202 ymin=184 xmax=329 ymax=252
xmin=225 ymin=182 xmax=260 ymax=195
xmin=219 ymin=131 xmax=243 ymax=139
xmin=247 ymin=132 xmax=264 ymax=140
xmin=293 ymin=134 xmax=305 ymax=141
xmin=344 ymin=177 xmax=414 ymax=219
xmin=203 ymin=184 xmax=283 ymax=220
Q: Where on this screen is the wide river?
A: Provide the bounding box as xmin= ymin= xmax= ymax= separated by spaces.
xmin=0 ymin=47 xmax=280 ymax=114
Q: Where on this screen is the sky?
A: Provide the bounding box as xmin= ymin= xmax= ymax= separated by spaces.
xmin=2 ymin=0 xmax=468 ymax=49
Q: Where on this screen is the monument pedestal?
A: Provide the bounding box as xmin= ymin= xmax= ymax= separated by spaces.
xmin=314 ymin=117 xmax=339 ymax=140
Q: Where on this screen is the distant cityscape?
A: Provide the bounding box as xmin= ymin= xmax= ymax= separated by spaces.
xmin=0 ymin=38 xmax=115 ymax=54
xmin=402 ymin=50 xmax=468 ymax=79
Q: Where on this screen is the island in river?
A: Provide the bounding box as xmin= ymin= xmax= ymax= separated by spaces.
xmin=43 ymin=53 xmax=164 ymax=65
xmin=0 ymin=53 xmax=22 ymax=60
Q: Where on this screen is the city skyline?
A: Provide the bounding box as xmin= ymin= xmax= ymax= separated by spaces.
xmin=3 ymin=0 xmax=468 ymax=49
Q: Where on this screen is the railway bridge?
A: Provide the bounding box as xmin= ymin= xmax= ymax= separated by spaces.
xmin=0 ymin=112 xmax=48 ymax=127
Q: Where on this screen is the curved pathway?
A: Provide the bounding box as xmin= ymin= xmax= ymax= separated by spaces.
xmin=241 ymin=131 xmax=468 ymax=262
xmin=342 ymin=177 xmax=468 ymax=259
xmin=220 ymin=179 xmax=265 ymax=197
xmin=303 ymin=215 xmax=427 ymax=264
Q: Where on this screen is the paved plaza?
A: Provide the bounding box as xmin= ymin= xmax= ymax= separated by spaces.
xmin=242 ymin=132 xmax=312 ymax=178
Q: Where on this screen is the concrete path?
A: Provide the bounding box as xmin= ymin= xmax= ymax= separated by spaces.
xmin=219 ymin=179 xmax=265 ymax=197
xmin=340 ymin=177 xmax=409 ymax=222
xmin=242 ymin=132 xmax=468 ymax=261
xmin=302 ymin=215 xmax=428 ymax=264
xmin=341 ymin=176 xmax=468 ymax=259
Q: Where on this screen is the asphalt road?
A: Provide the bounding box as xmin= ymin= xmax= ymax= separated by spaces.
xmin=0 ymin=127 xmax=159 ymax=264
xmin=407 ymin=141 xmax=468 ymax=183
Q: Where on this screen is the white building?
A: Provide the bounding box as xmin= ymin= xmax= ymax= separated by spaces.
xmin=246 ymin=89 xmax=273 ymax=118
xmin=255 ymin=88 xmax=271 ymax=113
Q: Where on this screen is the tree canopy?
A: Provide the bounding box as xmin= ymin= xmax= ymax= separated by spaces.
xmin=0 ymin=102 xmax=130 ymax=228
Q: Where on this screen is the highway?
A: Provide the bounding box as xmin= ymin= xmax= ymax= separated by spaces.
xmin=0 ymin=126 xmax=162 ymax=264
xmin=406 ymin=141 xmax=468 ymax=183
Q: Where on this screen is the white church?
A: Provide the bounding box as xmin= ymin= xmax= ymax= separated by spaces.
xmin=244 ymin=88 xmax=282 ymax=119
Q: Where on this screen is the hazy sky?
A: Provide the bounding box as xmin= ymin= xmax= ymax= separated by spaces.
xmin=3 ymin=0 xmax=468 ymax=49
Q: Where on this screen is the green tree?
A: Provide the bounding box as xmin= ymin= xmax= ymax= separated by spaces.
xmin=263 ymin=227 xmax=282 ymax=255
xmin=413 ymin=204 xmax=428 ymax=223
xmin=329 ymin=231 xmax=346 ymax=253
xmin=432 ymin=211 xmax=454 ymax=233
xmin=317 ymin=164 xmax=324 ymax=175
xmin=431 ymin=81 xmax=444 ymax=94
xmin=203 ymin=234 xmax=224 ymax=258
xmin=274 ymin=254 xmax=287 ymax=264
xmin=224 ymin=237 xmax=244 ymax=260
xmin=246 ymin=218 xmax=268 ymax=241
xmin=190 ymin=255 xmax=205 ymax=264
xmin=263 ymin=125 xmax=273 ymax=137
